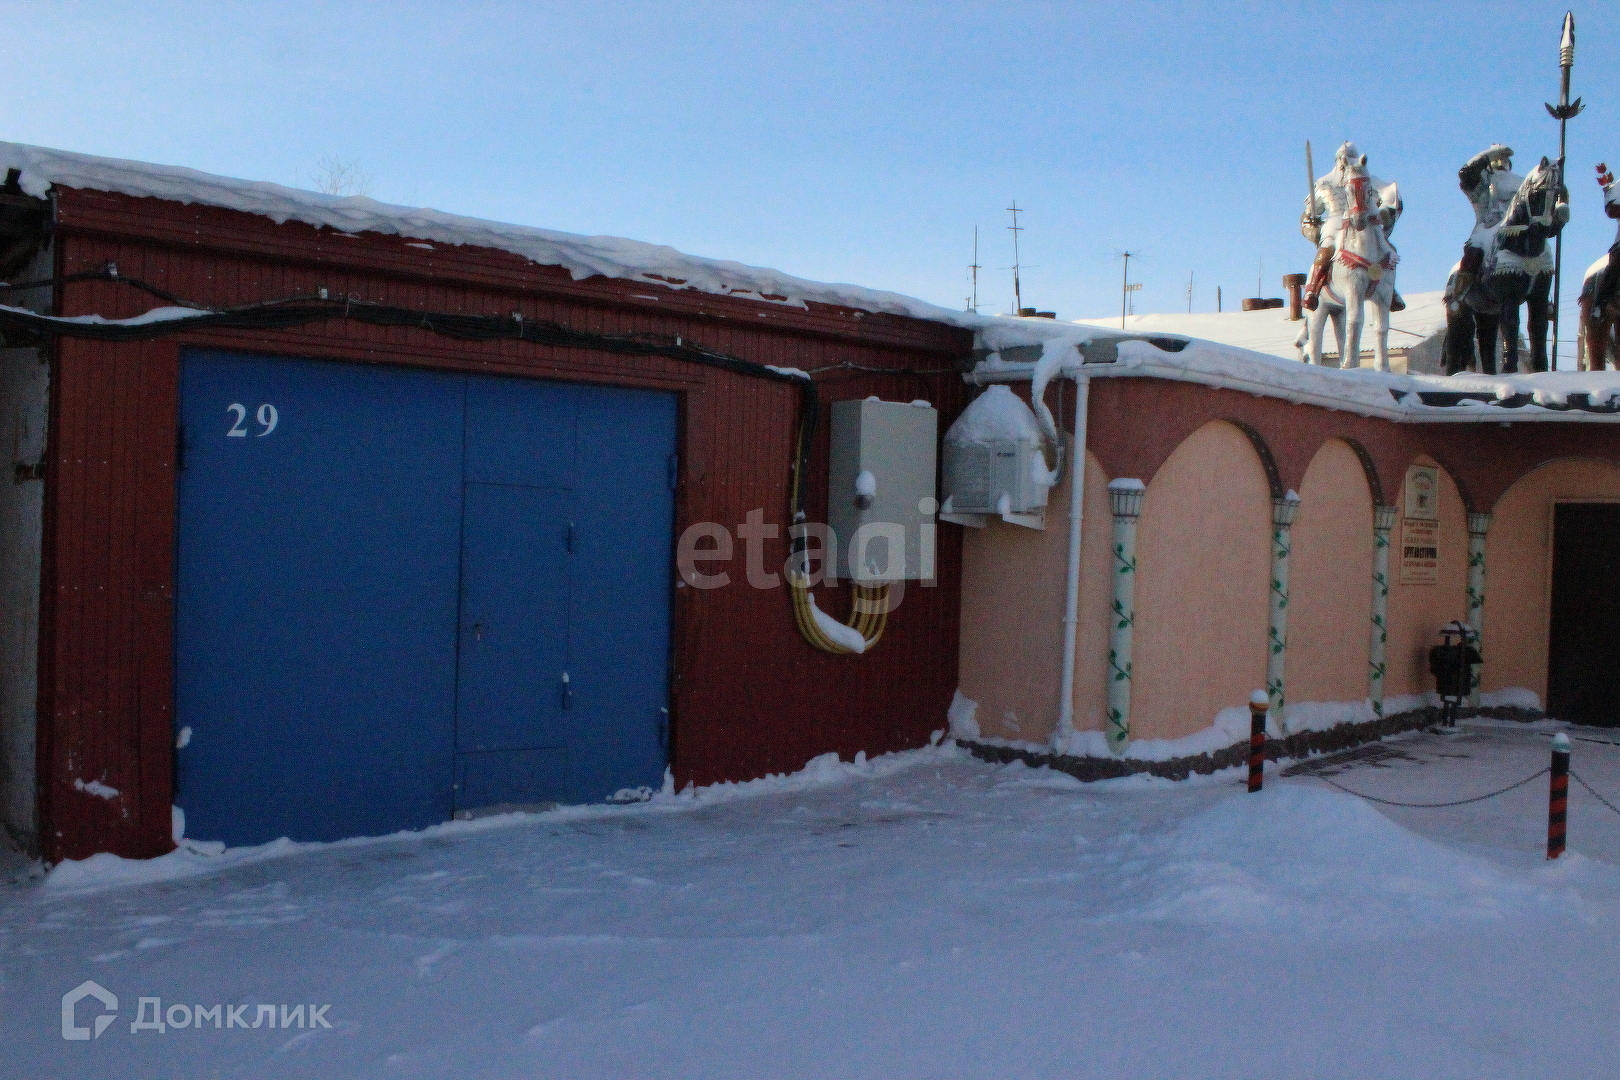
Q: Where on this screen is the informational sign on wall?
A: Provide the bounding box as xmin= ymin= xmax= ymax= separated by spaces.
xmin=1400 ymin=518 xmax=1440 ymax=583
xmin=1400 ymin=464 xmax=1440 ymax=583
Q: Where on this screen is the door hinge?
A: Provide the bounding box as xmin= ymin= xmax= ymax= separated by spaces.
xmin=659 ymin=706 xmax=670 ymax=749
xmin=566 ymin=521 xmax=576 ymax=553
xmin=667 ymin=453 xmax=679 ymax=491
xmin=12 ymin=461 xmax=43 ymax=482
xmin=560 ymin=671 xmax=572 ymax=710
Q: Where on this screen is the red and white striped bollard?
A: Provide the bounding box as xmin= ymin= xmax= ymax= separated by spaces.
xmin=1548 ymin=732 xmax=1570 ymax=859
xmin=1247 ymin=689 xmax=1268 ymax=793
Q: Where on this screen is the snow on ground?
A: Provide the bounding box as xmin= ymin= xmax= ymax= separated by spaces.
xmin=4 ymin=725 xmax=1620 ymax=1079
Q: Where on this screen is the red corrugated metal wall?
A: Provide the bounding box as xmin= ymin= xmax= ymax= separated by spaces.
xmin=39 ymin=189 xmax=972 ymax=860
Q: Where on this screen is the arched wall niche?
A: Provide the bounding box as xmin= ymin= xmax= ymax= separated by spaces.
xmin=1482 ymin=457 xmax=1620 ymax=705
xmin=1426 ymin=451 xmax=1479 ymax=513
xmin=1130 ymin=420 xmax=1272 ymax=741
xmin=955 ymin=450 xmax=1112 ymax=742
xmin=1222 ymin=418 xmax=1286 ymax=499
xmin=1383 ymin=455 xmax=1470 ymax=699
xmin=1287 ymin=439 xmax=1375 ymax=708
xmin=1339 ymin=437 xmax=1387 ymax=507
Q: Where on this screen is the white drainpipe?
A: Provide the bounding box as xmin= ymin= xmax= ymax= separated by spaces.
xmin=1055 ymin=375 xmax=1091 ymax=749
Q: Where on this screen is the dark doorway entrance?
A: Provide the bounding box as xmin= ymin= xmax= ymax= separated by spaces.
xmin=1548 ymin=502 xmax=1620 ymax=726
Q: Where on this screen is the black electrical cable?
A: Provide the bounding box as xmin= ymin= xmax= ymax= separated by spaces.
xmin=0 ymin=264 xmax=199 ymax=307
xmin=0 ymin=269 xmax=850 ymax=522
xmin=805 ymin=360 xmax=964 ymax=378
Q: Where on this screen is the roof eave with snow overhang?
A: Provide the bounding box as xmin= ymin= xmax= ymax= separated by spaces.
xmin=965 ymin=318 xmax=1620 ymax=424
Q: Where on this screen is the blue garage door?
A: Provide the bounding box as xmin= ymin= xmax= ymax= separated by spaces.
xmin=175 ymin=350 xmax=676 ymax=845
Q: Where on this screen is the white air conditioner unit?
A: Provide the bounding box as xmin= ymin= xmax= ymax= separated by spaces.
xmin=940 ymin=386 xmax=1052 ymax=529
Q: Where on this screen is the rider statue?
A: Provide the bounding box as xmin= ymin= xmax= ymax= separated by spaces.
xmin=1301 ymin=141 xmax=1405 ymax=312
xmin=1452 ymin=144 xmax=1522 ymax=310
xmin=1591 ymin=163 xmax=1620 ymax=311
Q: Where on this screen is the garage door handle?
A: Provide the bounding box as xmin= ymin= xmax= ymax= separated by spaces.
xmin=560 ymin=671 xmax=572 ymax=710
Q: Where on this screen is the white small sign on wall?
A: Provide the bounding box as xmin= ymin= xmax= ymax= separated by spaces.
xmin=1401 ymin=464 xmax=1441 ymax=584
xmin=1404 ymin=464 xmax=1439 ymax=521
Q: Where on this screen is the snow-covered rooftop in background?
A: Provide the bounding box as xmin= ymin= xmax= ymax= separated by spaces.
xmin=1072 ymin=292 xmax=1449 ymax=362
xmin=0 ymin=141 xmax=973 ymax=323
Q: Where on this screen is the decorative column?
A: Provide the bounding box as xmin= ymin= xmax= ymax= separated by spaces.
xmin=1466 ymin=511 xmax=1493 ymax=707
xmin=1266 ymin=492 xmax=1302 ymax=727
xmin=1368 ymin=504 xmax=1398 ymax=717
xmin=1105 ymin=478 xmax=1146 ymax=755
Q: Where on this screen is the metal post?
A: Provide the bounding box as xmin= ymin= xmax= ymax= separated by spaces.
xmin=1549 ymin=731 xmax=1571 ymax=859
xmin=1120 ymin=252 xmax=1133 ymax=330
xmin=1466 ymin=512 xmax=1492 ymax=707
xmin=1368 ymin=505 xmax=1397 ymax=717
xmin=1106 ymin=478 xmax=1146 ymax=755
xmin=1266 ymin=493 xmax=1301 ymax=720
xmin=1008 ymin=203 xmax=1024 ymax=315
xmin=1247 ymin=690 xmax=1268 ymax=793
xmin=1546 ymin=11 xmax=1583 ymax=371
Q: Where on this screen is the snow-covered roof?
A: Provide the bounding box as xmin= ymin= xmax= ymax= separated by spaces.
xmin=8 ymin=141 xmax=1619 ymax=424
xmin=1071 ymin=292 xmax=1448 ymax=362
xmin=0 ymin=141 xmax=972 ymax=324
xmin=968 ymin=317 xmax=1620 ymax=424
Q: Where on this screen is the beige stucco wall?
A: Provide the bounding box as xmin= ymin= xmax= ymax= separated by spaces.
xmin=1383 ymin=457 xmax=1469 ymax=698
xmin=1130 ymin=421 xmax=1272 ymax=741
xmin=956 ymin=451 xmax=1113 ymax=741
xmin=1482 ymin=458 xmax=1620 ymax=704
xmin=1070 ymin=453 xmax=1117 ymax=733
xmin=1286 ymin=440 xmax=1374 ymax=707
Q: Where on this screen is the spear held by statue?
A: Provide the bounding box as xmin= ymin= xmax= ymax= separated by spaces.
xmin=1546 ymin=10 xmax=1583 ymax=368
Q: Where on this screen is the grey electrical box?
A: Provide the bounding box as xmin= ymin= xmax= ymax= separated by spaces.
xmin=827 ymin=398 xmax=938 ymax=583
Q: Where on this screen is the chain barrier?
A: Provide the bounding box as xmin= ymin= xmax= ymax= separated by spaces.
xmin=1309 ymin=767 xmax=1550 ymax=809
xmin=1571 ymin=770 xmax=1620 ymax=818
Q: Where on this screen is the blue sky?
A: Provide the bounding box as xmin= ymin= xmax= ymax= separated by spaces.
xmin=2 ymin=2 xmax=1615 ymax=357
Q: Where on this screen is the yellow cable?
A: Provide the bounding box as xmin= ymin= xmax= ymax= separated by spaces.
xmin=783 ymin=416 xmax=893 ymax=655
xmin=790 ymin=577 xmax=890 ymax=655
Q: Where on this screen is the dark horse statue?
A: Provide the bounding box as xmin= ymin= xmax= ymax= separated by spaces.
xmin=1444 ymin=158 xmax=1568 ymax=374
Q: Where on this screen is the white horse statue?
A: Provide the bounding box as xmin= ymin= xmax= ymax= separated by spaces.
xmin=1303 ymin=152 xmax=1400 ymax=371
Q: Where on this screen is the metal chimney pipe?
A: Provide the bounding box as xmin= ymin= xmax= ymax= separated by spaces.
xmin=1283 ymin=274 xmax=1307 ymax=321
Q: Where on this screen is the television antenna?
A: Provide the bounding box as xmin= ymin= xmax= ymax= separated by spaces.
xmin=967 ymin=226 xmax=981 ymax=313
xmin=1008 ymin=202 xmax=1025 ymax=314
xmin=1120 ymin=251 xmax=1139 ymax=328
